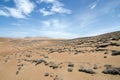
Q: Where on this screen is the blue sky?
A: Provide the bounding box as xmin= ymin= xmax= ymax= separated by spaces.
xmin=0 ymin=0 xmax=120 ymax=39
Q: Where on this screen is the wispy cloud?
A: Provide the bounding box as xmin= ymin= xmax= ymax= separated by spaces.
xmin=94 ymin=0 xmax=120 ymax=15
xmin=39 ymin=0 xmax=72 ymax=16
xmin=41 ymin=20 xmax=51 ymax=27
xmin=73 ymin=0 xmax=120 ymax=28
xmin=89 ymin=0 xmax=99 ymax=9
xmin=0 ymin=0 xmax=35 ymax=18
xmin=78 ymin=13 xmax=98 ymax=28
xmin=11 ymin=22 xmax=22 ymax=26
xmin=41 ymin=19 xmax=68 ymax=30
xmin=40 ymin=8 xmax=54 ymax=16
xmin=40 ymin=18 xmax=79 ymax=38
xmin=67 ymin=11 xmax=98 ymax=30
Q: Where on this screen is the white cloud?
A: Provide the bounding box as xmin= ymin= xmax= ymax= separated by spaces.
xmin=1 ymin=0 xmax=71 ymax=17
xmin=5 ymin=7 xmax=25 ymax=18
xmin=0 ymin=10 xmax=9 ymax=17
xmin=15 ymin=0 xmax=35 ymax=15
xmin=51 ymin=0 xmax=71 ymax=14
xmin=40 ymin=0 xmax=55 ymax=3
xmin=0 ymin=0 xmax=35 ymax=18
xmin=39 ymin=0 xmax=72 ymax=16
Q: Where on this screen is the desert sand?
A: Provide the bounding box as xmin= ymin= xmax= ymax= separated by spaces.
xmin=0 ymin=31 xmax=120 ymax=80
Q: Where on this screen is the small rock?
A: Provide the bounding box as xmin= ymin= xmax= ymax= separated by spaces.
xmin=93 ymin=64 xmax=98 ymax=69
xmin=111 ymin=50 xmax=120 ymax=56
xmin=44 ymin=72 xmax=49 ymax=77
xmin=68 ymin=62 xmax=74 ymax=67
xmin=110 ymin=42 xmax=120 ymax=46
xmin=104 ymin=56 xmax=107 ymax=58
xmin=102 ymin=67 xmax=120 ymax=75
xmin=49 ymin=62 xmax=58 ymax=69
xmin=53 ymin=75 xmax=63 ymax=80
xmin=68 ymin=68 xmax=73 ymax=72
xmin=16 ymin=71 xmax=19 ymax=75
xmin=104 ymin=52 xmax=108 ymax=54
xmin=33 ymin=59 xmax=43 ymax=65
xmin=78 ymin=68 xmax=95 ymax=74
xmin=104 ymin=64 xmax=112 ymax=69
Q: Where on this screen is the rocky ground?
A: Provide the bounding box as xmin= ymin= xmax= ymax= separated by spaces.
xmin=0 ymin=31 xmax=120 ymax=80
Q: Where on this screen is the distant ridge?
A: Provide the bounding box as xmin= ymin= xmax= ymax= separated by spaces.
xmin=23 ymin=36 xmax=52 ymax=40
xmin=71 ymin=31 xmax=120 ymax=41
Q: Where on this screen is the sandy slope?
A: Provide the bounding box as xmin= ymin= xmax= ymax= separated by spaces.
xmin=0 ymin=31 xmax=120 ymax=80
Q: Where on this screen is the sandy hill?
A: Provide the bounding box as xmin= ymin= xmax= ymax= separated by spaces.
xmin=0 ymin=31 xmax=120 ymax=80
